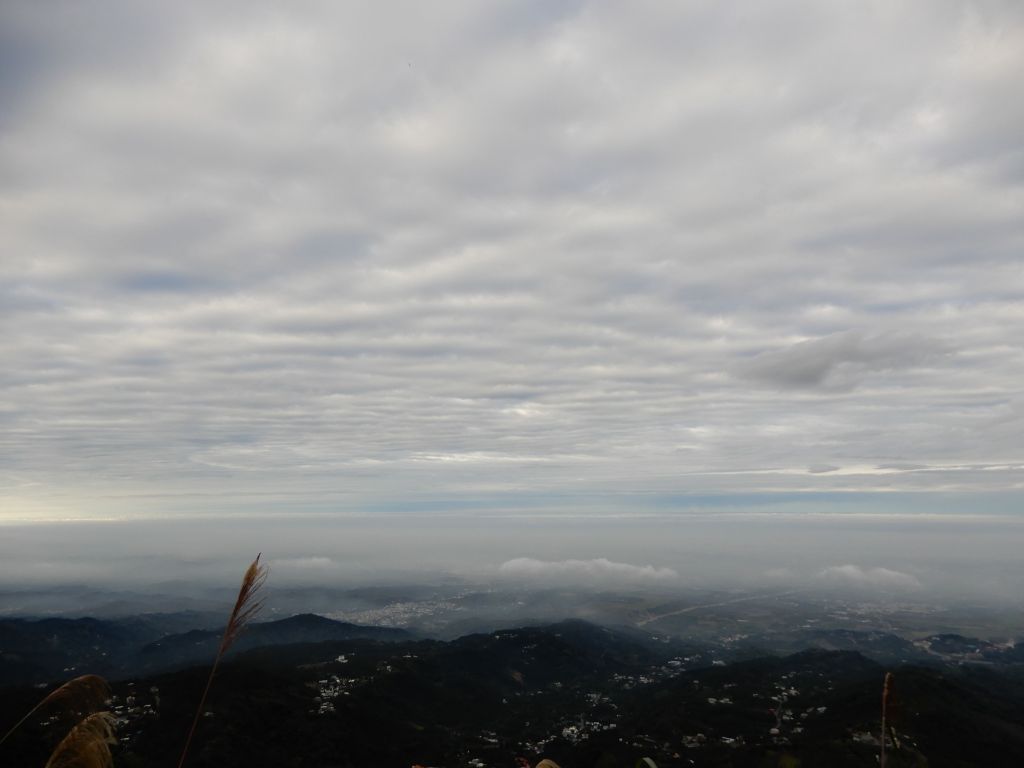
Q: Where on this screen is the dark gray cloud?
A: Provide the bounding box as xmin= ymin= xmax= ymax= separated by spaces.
xmin=0 ymin=0 xmax=1022 ymax=527
xmin=739 ymin=331 xmax=952 ymax=391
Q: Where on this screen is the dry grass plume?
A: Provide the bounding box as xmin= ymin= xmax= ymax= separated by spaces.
xmin=880 ymin=671 xmax=893 ymax=767
xmin=43 ymin=711 xmax=117 ymax=768
xmin=0 ymin=674 xmax=111 ymax=749
xmin=177 ymin=553 xmax=268 ymax=768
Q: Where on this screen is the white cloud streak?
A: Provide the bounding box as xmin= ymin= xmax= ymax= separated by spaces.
xmin=499 ymin=557 xmax=678 ymax=585
xmin=817 ymin=564 xmax=922 ymax=590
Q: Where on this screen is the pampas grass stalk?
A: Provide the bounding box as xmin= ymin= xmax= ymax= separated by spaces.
xmin=0 ymin=674 xmax=111 ymax=749
xmin=177 ymin=553 xmax=268 ymax=768
xmin=880 ymin=671 xmax=893 ymax=767
xmin=44 ymin=711 xmax=117 ymax=768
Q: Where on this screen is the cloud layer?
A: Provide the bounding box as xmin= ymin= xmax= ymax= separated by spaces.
xmin=1 ymin=1 xmax=1023 ymax=521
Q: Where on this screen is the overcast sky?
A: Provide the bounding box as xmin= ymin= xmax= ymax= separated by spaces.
xmin=2 ymin=0 xmax=1023 ymax=531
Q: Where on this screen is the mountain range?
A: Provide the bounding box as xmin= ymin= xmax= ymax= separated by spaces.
xmin=3 ymin=616 xmax=1024 ymax=767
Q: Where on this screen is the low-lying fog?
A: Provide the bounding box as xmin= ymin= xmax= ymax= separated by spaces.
xmin=2 ymin=512 xmax=1023 ymax=615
